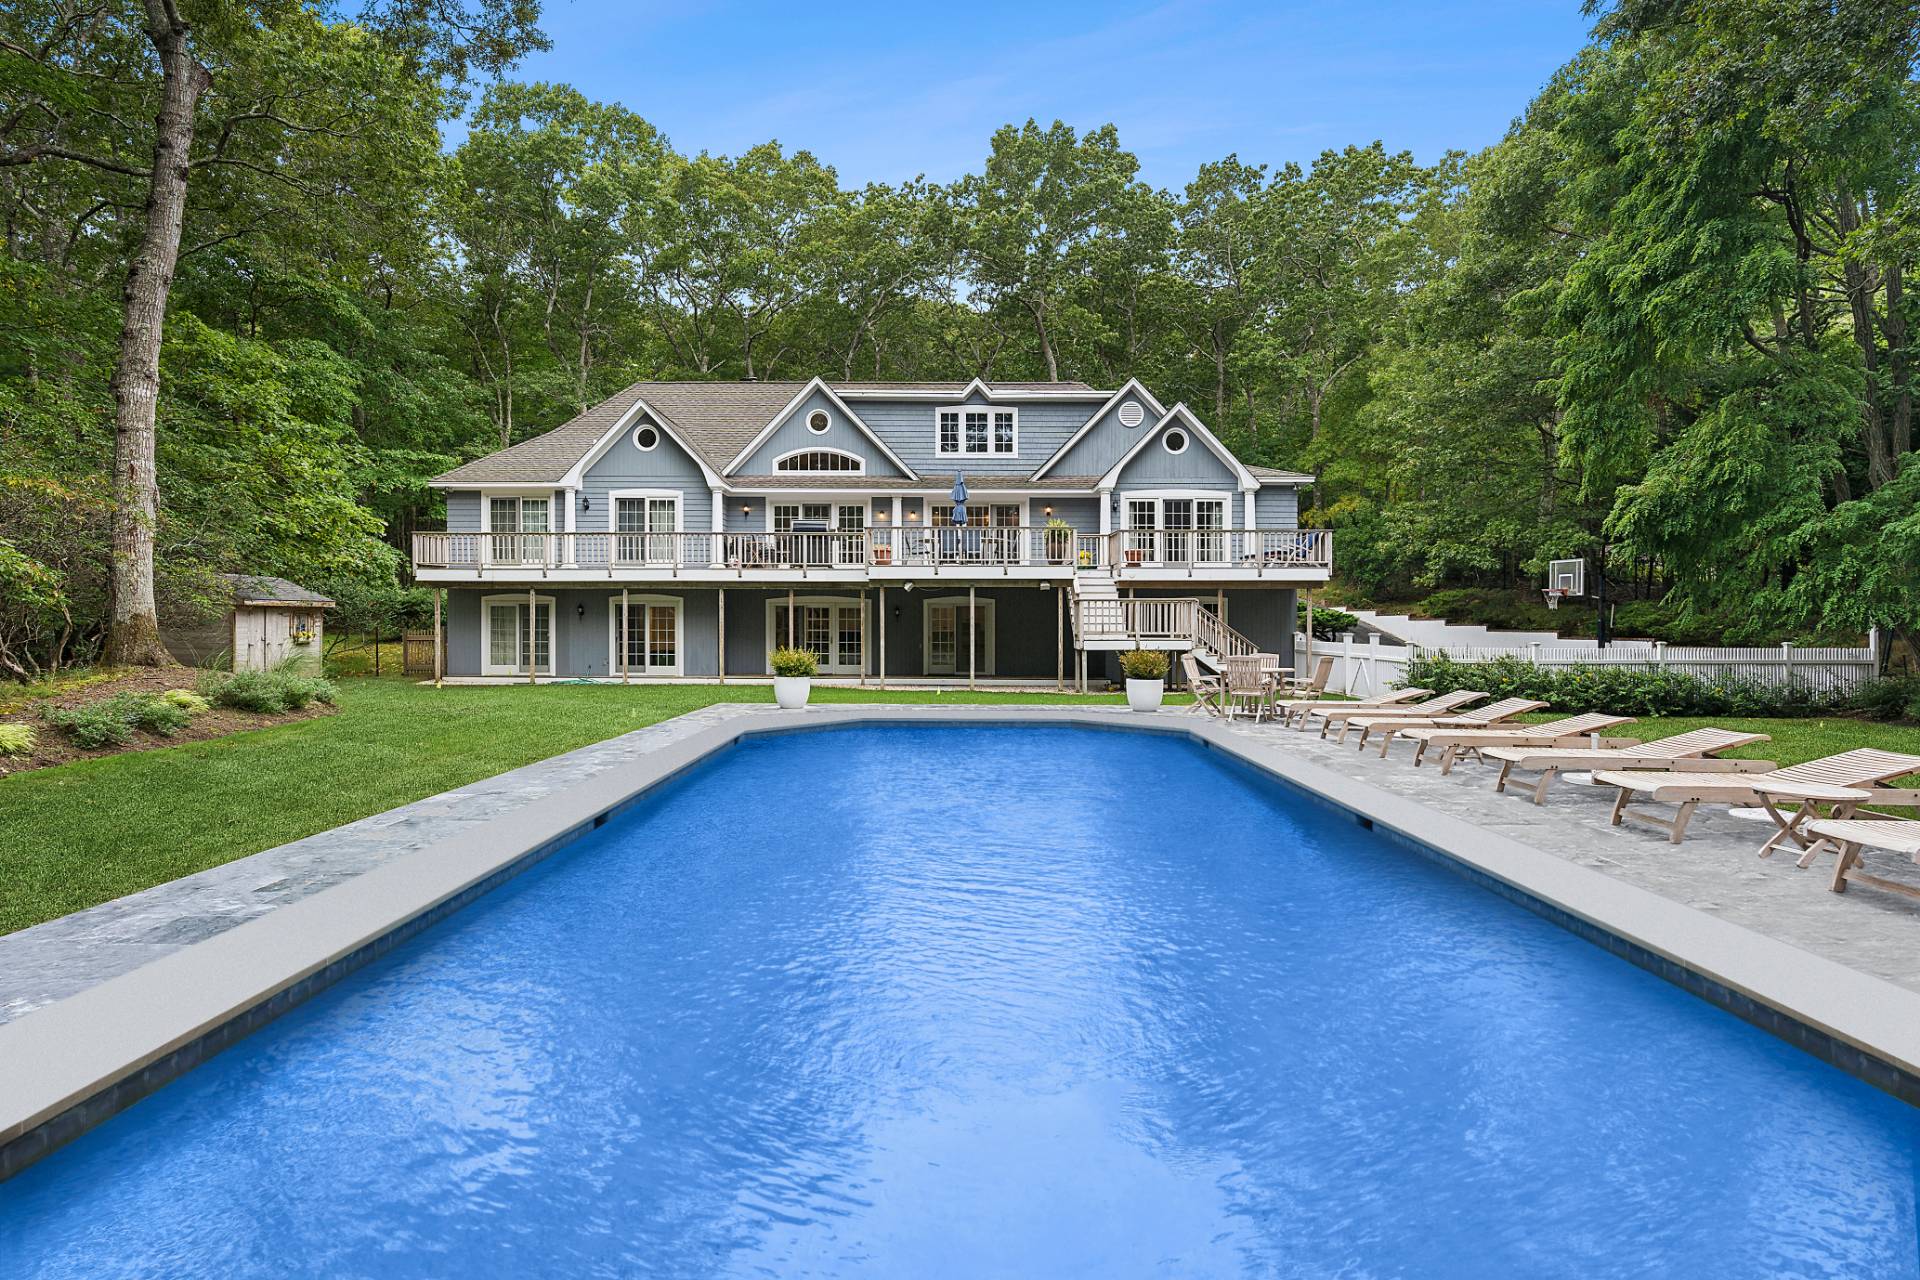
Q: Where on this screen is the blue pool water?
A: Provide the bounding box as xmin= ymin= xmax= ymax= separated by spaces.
xmin=4 ymin=724 xmax=1917 ymax=1277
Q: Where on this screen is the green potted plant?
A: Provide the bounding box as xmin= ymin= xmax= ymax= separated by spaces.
xmin=770 ymin=645 xmax=818 ymax=709
xmin=1044 ymin=517 xmax=1074 ymax=564
xmin=1119 ymin=648 xmax=1170 ymax=712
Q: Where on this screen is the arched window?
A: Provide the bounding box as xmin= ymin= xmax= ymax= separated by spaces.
xmin=774 ymin=448 xmax=864 ymax=473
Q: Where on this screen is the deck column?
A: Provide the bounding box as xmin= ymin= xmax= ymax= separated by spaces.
xmin=858 ymin=588 xmax=868 ymax=687
xmin=621 ymin=587 xmax=630 ymax=684
xmin=877 ymin=586 xmax=887 ymax=689
xmin=527 ymin=585 xmax=537 ymax=685
xmin=717 ymin=588 xmax=726 ymax=683
xmin=787 ymin=587 xmax=796 ymax=654
xmin=968 ymin=584 xmax=977 ymax=691
xmin=1055 ymin=587 xmax=1064 ymax=692
xmin=431 ymin=588 xmax=443 ymax=688
xmin=1302 ymin=589 xmax=1312 ymax=684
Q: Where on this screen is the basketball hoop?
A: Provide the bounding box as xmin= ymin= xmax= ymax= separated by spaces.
xmin=1543 ymin=588 xmax=1566 ymax=611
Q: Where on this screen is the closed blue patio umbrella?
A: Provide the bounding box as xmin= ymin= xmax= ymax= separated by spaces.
xmin=949 ymin=472 xmax=968 ymax=526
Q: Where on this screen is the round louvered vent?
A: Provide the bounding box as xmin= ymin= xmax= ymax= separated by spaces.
xmin=1118 ymin=400 xmax=1145 ymax=428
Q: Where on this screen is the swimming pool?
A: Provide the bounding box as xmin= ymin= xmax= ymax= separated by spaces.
xmin=3 ymin=723 xmax=1916 ymax=1276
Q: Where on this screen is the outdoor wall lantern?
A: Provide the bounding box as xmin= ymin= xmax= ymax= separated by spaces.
xmin=741 ymin=504 xmax=752 ymax=517
xmin=1043 ymin=505 xmax=1053 ymax=517
xmin=576 ymin=602 xmax=586 ymax=618
xmin=580 ymin=495 xmax=591 ymax=511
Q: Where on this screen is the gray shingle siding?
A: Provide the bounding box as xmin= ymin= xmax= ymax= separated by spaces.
xmin=582 ymin=423 xmax=713 ymax=534
xmin=1114 ymin=431 xmax=1242 ymax=488
xmin=1254 ymin=486 xmax=1299 ymax=527
xmin=1040 ymin=395 xmax=1155 ymax=477
xmin=446 ymin=490 xmax=481 ymax=533
xmin=856 ymin=398 xmax=1093 ymax=476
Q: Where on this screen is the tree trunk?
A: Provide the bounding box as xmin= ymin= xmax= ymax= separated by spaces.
xmin=103 ymin=1 xmax=208 ymax=667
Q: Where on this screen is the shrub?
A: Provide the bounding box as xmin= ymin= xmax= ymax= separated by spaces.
xmin=201 ymin=668 xmax=341 ymax=713
xmin=160 ymin=688 xmax=211 ymax=714
xmin=1400 ymin=652 xmax=1850 ymax=718
xmin=769 ymin=646 xmax=818 ymax=678
xmin=42 ymin=701 xmax=136 ymax=749
xmin=1297 ymin=605 xmax=1358 ymax=640
xmin=115 ymin=693 xmax=191 ymax=736
xmin=1849 ymin=675 xmax=1920 ymax=724
xmin=1119 ymin=649 xmax=1170 ymax=680
xmin=0 ymin=722 xmax=35 ymax=757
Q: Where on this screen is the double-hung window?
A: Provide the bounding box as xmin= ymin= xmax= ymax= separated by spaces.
xmin=935 ymin=406 xmax=1017 ymax=457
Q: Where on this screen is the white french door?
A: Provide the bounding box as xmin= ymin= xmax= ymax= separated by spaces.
xmin=1125 ymin=495 xmax=1228 ymax=565
xmin=608 ymin=597 xmax=682 ymax=676
xmin=482 ymin=596 xmax=553 ymax=675
xmin=488 ymin=496 xmax=551 ymax=566
xmin=614 ymin=495 xmax=679 ymax=565
xmin=769 ymin=598 xmax=864 ymax=673
xmin=925 ymin=598 xmax=993 ymax=675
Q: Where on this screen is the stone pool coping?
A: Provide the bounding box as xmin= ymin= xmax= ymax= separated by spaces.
xmin=4 ymin=705 xmax=1919 ymax=1180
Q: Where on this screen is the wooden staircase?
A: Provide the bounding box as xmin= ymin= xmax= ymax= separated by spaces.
xmin=1069 ymin=573 xmax=1261 ymax=671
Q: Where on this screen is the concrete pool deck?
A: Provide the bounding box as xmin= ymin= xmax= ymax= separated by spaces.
xmin=4 ymin=703 xmax=1920 ymax=1177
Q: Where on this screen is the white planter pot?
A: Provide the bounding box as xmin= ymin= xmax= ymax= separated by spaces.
xmin=1125 ymin=678 xmax=1165 ymax=713
xmin=773 ymin=675 xmax=812 ymax=710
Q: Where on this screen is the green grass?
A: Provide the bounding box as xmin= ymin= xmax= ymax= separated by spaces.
xmin=4 ymin=682 xmax=1915 ymax=937
xmin=0 ymin=680 xmax=1129 ymax=935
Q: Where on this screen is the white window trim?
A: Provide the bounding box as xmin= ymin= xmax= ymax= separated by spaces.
xmin=934 ymin=404 xmax=1019 ymax=458
xmin=805 ymin=409 xmax=831 ymax=434
xmin=631 ymin=422 xmax=662 ymax=451
xmin=765 ymin=500 xmax=868 ymax=532
xmin=478 ymin=491 xmax=556 ymax=533
xmin=771 ymin=447 xmax=865 ymax=474
xmin=480 ymin=593 xmax=555 ymax=676
xmin=1117 ymin=491 xmax=1235 ymax=566
xmin=604 ymin=489 xmax=684 ymax=533
xmin=606 ymin=594 xmax=684 ymax=677
xmin=1161 ymin=427 xmax=1189 ymax=454
xmin=927 ymin=498 xmax=1028 ymax=527
xmin=763 ymin=595 xmax=867 ymax=675
xmin=922 ymin=595 xmax=995 ymax=675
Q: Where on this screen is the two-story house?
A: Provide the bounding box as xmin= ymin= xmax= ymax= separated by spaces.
xmin=413 ymin=377 xmax=1331 ymax=686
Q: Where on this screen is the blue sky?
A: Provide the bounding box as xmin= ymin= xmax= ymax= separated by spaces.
xmin=506 ymin=0 xmax=1595 ymax=188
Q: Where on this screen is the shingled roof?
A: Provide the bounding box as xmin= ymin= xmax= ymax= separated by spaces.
xmin=432 ymin=380 xmax=1102 ymax=486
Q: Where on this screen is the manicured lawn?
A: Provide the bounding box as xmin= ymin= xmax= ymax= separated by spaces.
xmin=3 ymin=680 xmax=1916 ymax=936
xmin=0 ymin=679 xmax=1130 ymax=934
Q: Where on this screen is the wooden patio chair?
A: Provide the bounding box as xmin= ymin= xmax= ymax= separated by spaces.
xmin=1803 ymin=818 xmax=1920 ymax=899
xmin=1220 ymin=653 xmax=1281 ymax=721
xmin=1180 ymin=653 xmax=1227 ymax=718
xmin=1348 ymin=697 xmax=1554 ymax=756
xmin=1308 ymin=689 xmax=1487 ymax=740
xmin=1393 ymin=712 xmax=1636 ymax=773
xmin=1594 ymin=747 xmax=1920 ymax=851
xmin=1281 ymin=655 xmax=1334 ymax=696
xmin=1278 ymin=686 xmax=1430 ymax=730
xmin=1484 ymin=728 xmax=1774 ymax=804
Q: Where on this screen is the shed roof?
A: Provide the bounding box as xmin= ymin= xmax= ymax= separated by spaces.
xmin=223 ymin=574 xmax=335 ymax=607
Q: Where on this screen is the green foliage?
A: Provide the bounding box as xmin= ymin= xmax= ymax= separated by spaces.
xmin=160 ymin=689 xmax=212 ymax=715
xmin=1119 ymin=649 xmax=1170 ymax=680
xmin=0 ymin=722 xmax=35 ymax=757
xmin=1848 ymin=677 xmax=1920 ymax=725
xmin=1401 ymin=653 xmax=1848 ymax=718
xmin=118 ymin=694 xmax=192 ymax=736
xmin=769 ymin=647 xmax=819 ymax=679
xmin=1297 ymin=606 xmax=1358 ymax=640
xmin=42 ymin=701 xmax=137 ymax=749
xmin=201 ymin=669 xmax=341 ymax=714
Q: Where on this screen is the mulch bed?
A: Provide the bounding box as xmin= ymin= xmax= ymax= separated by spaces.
xmin=0 ymin=667 xmax=336 ymax=778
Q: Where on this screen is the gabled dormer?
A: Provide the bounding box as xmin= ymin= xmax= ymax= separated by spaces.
xmin=1102 ymin=403 xmax=1258 ymax=492
xmin=1028 ymin=378 xmax=1168 ymax=479
xmin=725 ymin=378 xmax=914 ymax=479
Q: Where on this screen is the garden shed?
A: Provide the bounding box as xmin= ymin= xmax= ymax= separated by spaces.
xmin=163 ymin=574 xmax=334 ymax=672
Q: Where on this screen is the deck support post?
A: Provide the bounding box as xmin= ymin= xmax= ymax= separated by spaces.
xmin=787 ymin=587 xmax=796 ymax=654
xmin=968 ymin=584 xmax=977 ymax=691
xmin=877 ymin=585 xmax=887 ymax=689
xmin=716 ymin=588 xmax=726 ymax=684
xmin=432 ymin=589 xmax=443 ymax=688
xmin=527 ymin=585 xmax=537 ymax=685
xmin=1056 ymin=586 xmax=1064 ymax=692
xmin=858 ymin=589 xmax=868 ymax=686
xmin=621 ymin=587 xmax=630 ymax=684
xmin=1302 ymin=589 xmax=1312 ymax=683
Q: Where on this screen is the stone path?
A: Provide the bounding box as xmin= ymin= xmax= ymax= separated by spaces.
xmin=3 ymin=702 xmax=1915 ymax=1024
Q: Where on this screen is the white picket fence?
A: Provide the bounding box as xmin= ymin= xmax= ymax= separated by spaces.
xmin=1295 ymin=631 xmax=1881 ymax=696
xmin=1414 ymin=633 xmax=1880 ymax=694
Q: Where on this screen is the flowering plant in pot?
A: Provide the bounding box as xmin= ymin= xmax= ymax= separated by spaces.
xmin=1118 ymin=648 xmax=1169 ymax=712
xmin=770 ymin=646 xmax=818 ymax=709
xmin=1044 ymin=518 xmax=1073 ymax=564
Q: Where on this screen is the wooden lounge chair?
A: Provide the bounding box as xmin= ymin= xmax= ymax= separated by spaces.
xmin=1309 ymin=689 xmax=1487 ymax=740
xmin=1395 ymin=712 xmax=1636 ymax=772
xmin=1348 ymin=697 xmax=1551 ymax=755
xmin=1278 ymin=686 xmax=1430 ymax=729
xmin=1803 ymin=819 xmax=1920 ymax=899
xmin=1483 ymin=728 xmax=1774 ymax=804
xmin=1180 ymin=653 xmax=1227 ymax=718
xmin=1595 ymin=748 xmax=1920 ymax=851
xmin=1281 ymin=655 xmax=1334 ymax=697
